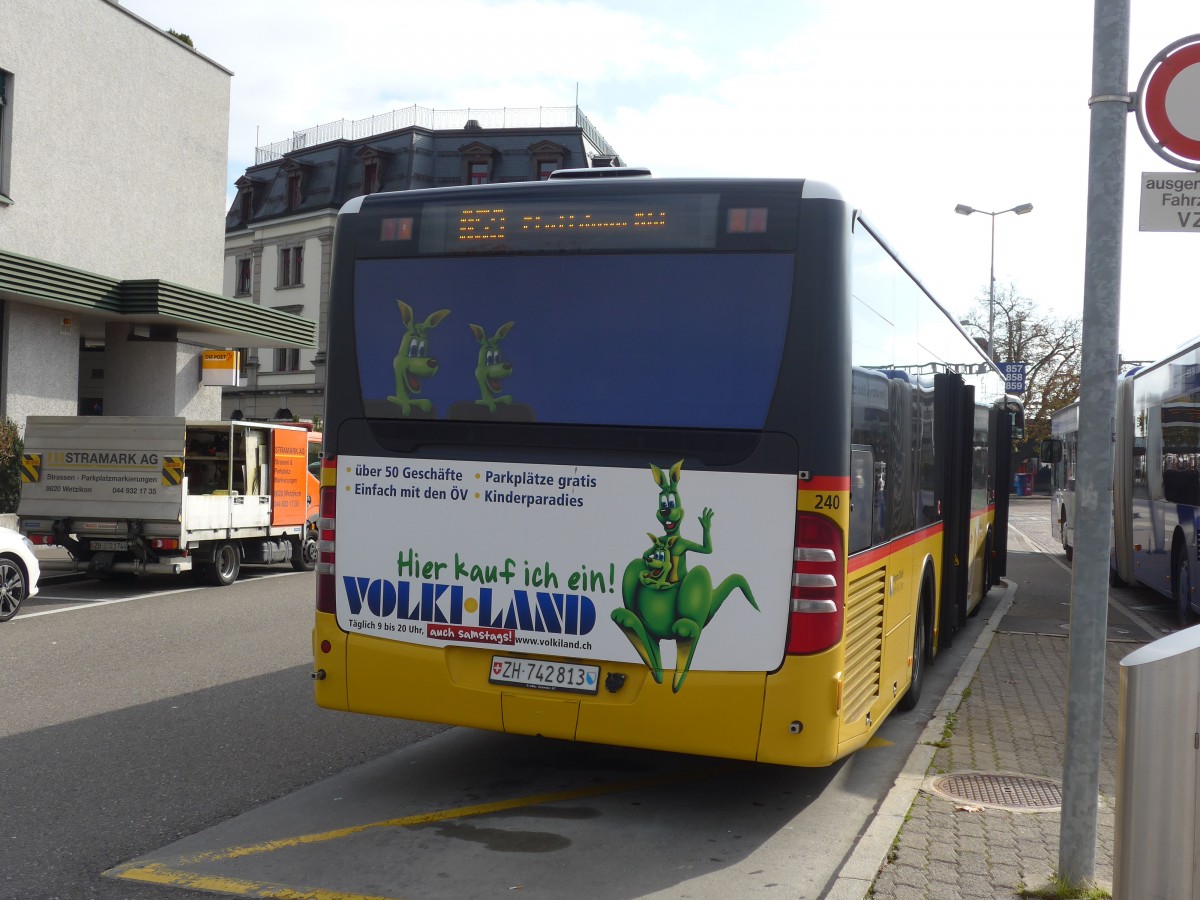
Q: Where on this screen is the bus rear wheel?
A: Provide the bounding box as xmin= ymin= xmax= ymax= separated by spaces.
xmin=898 ymin=597 xmax=928 ymax=712
xmin=1175 ymin=550 xmax=1195 ymax=628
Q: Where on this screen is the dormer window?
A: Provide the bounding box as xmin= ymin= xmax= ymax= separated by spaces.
xmin=529 ymin=140 xmax=568 ymax=182
xmin=280 ymin=158 xmax=314 ymax=212
xmin=286 ymin=171 xmax=303 ymax=210
xmin=354 ymin=145 xmax=392 ymax=196
xmin=460 ymin=141 xmax=499 ymax=186
xmin=232 ymin=175 xmax=264 ymax=225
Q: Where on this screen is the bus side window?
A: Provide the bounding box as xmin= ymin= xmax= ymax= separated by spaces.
xmin=1039 ymin=439 xmax=1062 ymax=464
xmin=849 ymin=445 xmax=873 ymax=553
xmin=1009 ymin=406 xmax=1025 ymax=441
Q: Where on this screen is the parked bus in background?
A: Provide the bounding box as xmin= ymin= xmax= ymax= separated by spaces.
xmin=1046 ymin=401 xmax=1079 ymax=561
xmin=1043 ymin=335 xmax=1200 ymax=625
xmin=312 ymin=172 xmax=1019 ymax=767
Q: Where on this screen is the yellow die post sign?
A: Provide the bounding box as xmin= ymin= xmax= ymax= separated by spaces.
xmin=20 ymin=453 xmax=41 ymax=484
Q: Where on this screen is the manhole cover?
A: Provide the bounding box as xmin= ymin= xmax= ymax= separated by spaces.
xmin=925 ymin=773 xmax=1062 ymax=812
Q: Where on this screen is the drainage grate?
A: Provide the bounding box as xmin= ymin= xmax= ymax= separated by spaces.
xmin=925 ymin=773 xmax=1063 ymax=812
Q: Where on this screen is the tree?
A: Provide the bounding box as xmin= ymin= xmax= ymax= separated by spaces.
xmin=959 ymin=282 xmax=1082 ymax=454
xmin=0 ymin=418 xmax=23 ymax=514
xmin=167 ymin=29 xmax=194 ymax=48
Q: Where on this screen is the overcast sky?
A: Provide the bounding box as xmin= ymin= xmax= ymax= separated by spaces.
xmin=122 ymin=0 xmax=1199 ymax=364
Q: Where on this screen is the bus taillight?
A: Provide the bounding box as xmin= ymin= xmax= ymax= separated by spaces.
xmin=786 ymin=511 xmax=844 ymax=654
xmin=315 ymin=456 xmax=338 ymax=614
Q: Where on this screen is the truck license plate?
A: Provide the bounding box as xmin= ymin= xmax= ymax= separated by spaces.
xmin=90 ymin=540 xmax=128 ymax=551
xmin=489 ymin=656 xmax=599 ymax=694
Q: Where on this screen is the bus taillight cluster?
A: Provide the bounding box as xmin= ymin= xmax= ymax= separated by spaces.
xmin=315 ymin=456 xmax=338 ymax=614
xmin=787 ymin=511 xmax=844 ymax=654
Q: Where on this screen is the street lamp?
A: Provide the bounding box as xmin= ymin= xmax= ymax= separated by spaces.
xmin=954 ymin=202 xmax=1033 ymax=360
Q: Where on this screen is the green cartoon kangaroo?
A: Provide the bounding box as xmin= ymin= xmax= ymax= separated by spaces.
xmin=638 ymin=533 xmax=674 ymax=590
xmin=389 ymin=300 xmax=450 ymax=415
xmin=611 ymin=460 xmax=758 ymax=692
xmin=468 ymin=321 xmax=515 ymax=411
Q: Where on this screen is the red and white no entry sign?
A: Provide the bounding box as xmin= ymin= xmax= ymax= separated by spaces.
xmin=1137 ymin=35 xmax=1200 ymax=169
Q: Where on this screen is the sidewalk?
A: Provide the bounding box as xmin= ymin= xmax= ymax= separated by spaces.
xmin=829 ymin=516 xmax=1147 ymax=899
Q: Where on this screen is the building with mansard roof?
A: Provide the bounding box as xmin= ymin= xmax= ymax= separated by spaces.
xmin=221 ymin=105 xmax=621 ymax=421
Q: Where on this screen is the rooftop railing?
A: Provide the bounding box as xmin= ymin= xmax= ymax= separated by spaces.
xmin=255 ymin=104 xmax=616 ymax=165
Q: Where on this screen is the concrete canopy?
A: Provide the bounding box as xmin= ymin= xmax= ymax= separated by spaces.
xmin=0 ymin=248 xmax=315 ymax=350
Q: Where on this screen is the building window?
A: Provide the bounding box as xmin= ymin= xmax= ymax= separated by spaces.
xmin=460 ymin=142 xmax=499 ymax=186
xmin=278 ymin=245 xmax=304 ymax=288
xmin=529 ymin=141 xmax=567 ymax=183
xmin=468 ymin=162 xmax=490 ymax=185
xmin=274 ymin=348 xmax=300 ymax=372
xmin=235 ymin=258 xmax=252 ymax=296
xmin=233 ymin=175 xmax=264 ymax=224
xmin=0 ymin=69 xmax=11 ymax=201
xmin=355 ymin=146 xmax=392 ymax=195
xmin=286 ymin=171 xmax=303 ymax=210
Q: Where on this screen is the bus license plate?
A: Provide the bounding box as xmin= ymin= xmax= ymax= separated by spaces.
xmin=90 ymin=540 xmax=128 ymax=551
xmin=489 ymin=656 xmax=600 ymax=694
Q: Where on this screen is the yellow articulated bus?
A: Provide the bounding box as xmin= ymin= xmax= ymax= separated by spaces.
xmin=312 ymin=172 xmax=1018 ymax=766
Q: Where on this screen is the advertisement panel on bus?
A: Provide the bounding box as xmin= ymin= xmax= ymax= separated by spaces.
xmin=335 ymin=455 xmax=795 ymax=687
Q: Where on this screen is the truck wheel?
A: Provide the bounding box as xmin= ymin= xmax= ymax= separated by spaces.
xmin=0 ymin=554 xmax=29 ymax=621
xmin=205 ymin=541 xmax=241 ymax=586
xmin=290 ymin=532 xmax=318 ymax=572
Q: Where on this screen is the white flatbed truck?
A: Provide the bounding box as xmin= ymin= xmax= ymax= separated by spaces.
xmin=17 ymin=416 xmax=320 ymax=585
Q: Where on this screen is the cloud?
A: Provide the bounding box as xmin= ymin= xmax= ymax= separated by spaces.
xmin=120 ymin=0 xmax=1200 ymax=362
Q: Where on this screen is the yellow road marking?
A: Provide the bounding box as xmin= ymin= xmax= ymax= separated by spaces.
xmin=106 ymin=862 xmax=395 ymax=899
xmin=107 ymin=763 xmax=730 ymax=896
xmin=192 ymin=765 xmax=728 ymax=862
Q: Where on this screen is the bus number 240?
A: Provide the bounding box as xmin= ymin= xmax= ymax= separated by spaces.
xmin=813 ymin=494 xmax=841 ymax=510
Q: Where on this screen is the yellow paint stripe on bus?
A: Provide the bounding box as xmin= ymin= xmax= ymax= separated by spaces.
xmin=108 ymin=861 xmax=394 ymax=900
xmin=187 ymin=764 xmax=729 ymax=864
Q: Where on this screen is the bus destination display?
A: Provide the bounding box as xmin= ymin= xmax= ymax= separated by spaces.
xmin=415 ymin=194 xmax=721 ymax=253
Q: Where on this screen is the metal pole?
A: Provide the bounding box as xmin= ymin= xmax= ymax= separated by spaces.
xmin=1058 ymin=0 xmax=1128 ymax=887
xmin=988 ymin=214 xmax=997 ymax=360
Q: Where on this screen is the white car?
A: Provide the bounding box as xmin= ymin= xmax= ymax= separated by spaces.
xmin=0 ymin=525 xmax=40 ymax=621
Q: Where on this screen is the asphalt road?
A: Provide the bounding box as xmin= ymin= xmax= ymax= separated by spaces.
xmin=0 ymin=568 xmax=444 ymax=900
xmin=2 ymin=559 xmax=1003 ymax=900
xmin=7 ymin=499 xmax=1176 ymax=900
xmin=1006 ymin=493 xmax=1182 ymax=640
